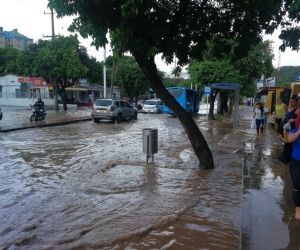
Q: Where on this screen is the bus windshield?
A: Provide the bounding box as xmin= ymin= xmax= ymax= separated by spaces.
xmin=168 ymin=89 xmax=184 ymax=98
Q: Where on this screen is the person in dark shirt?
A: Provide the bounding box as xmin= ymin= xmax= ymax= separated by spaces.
xmin=33 ymin=98 xmax=45 ymax=120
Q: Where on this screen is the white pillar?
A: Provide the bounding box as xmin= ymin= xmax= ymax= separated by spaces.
xmin=103 ymin=44 xmax=106 ymax=98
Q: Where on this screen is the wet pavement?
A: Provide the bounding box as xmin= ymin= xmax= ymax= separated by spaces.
xmin=0 ymin=105 xmax=299 ymax=249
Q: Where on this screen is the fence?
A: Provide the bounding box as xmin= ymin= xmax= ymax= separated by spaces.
xmin=0 ymin=91 xmax=52 ymax=99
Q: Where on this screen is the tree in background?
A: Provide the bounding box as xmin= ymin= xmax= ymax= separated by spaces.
xmin=114 ymin=56 xmax=150 ymax=100
xmin=76 ymin=46 xmax=103 ymax=85
xmin=188 ymin=40 xmax=274 ymax=118
xmin=114 ymin=56 xmax=165 ymax=100
xmin=189 ymin=60 xmax=241 ymax=119
xmin=10 ymin=36 xmax=87 ymax=110
xmin=0 ymin=47 xmax=20 ymax=76
xmin=272 ymin=66 xmax=300 ymax=85
xmin=51 ymin=0 xmax=294 ymax=169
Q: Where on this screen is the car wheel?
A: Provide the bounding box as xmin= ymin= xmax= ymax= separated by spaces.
xmin=133 ymin=112 xmax=138 ymax=120
xmin=93 ymin=118 xmax=99 ymax=123
xmin=116 ymin=114 xmax=122 ymax=124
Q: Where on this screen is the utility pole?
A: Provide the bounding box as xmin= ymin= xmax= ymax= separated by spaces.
xmin=43 ymin=2 xmax=56 ymax=40
xmin=44 ymin=0 xmax=59 ymax=110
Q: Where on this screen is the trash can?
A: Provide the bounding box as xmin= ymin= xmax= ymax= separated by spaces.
xmin=142 ymin=128 xmax=158 ymax=156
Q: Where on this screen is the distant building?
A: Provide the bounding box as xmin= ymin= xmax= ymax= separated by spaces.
xmin=0 ymin=26 xmax=33 ymax=51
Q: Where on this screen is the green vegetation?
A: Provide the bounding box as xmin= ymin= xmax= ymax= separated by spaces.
xmin=0 ymin=47 xmax=19 ymax=76
xmin=7 ymin=36 xmax=88 ymax=110
xmin=49 ymin=0 xmax=300 ymax=169
xmin=272 ymin=66 xmax=300 ymax=85
xmin=188 ymin=40 xmax=274 ymax=119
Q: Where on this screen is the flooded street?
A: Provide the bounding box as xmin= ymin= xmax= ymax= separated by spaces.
xmin=0 ymin=105 xmax=299 ymax=249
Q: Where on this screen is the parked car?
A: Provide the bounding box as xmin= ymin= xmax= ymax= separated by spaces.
xmin=91 ymin=99 xmax=138 ymax=123
xmin=0 ymin=107 xmax=2 ymax=120
xmin=142 ymin=99 xmax=163 ymax=113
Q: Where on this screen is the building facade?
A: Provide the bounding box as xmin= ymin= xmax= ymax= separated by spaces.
xmin=0 ymin=26 xmax=33 ymax=51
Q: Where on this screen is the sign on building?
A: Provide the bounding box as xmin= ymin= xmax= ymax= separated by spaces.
xmin=256 ymin=79 xmax=264 ymax=92
xmin=266 ymin=77 xmax=276 ymax=87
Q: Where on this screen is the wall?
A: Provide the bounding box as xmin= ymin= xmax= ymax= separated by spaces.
xmin=0 ymin=98 xmax=77 ymax=110
xmin=0 ymin=75 xmax=20 ymax=95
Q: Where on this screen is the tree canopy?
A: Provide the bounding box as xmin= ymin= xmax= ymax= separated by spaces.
xmin=50 ymin=0 xmax=298 ymax=169
xmin=113 ymin=56 xmax=165 ymax=99
xmin=0 ymin=47 xmax=19 ymax=76
xmin=188 ymin=40 xmax=275 ymax=98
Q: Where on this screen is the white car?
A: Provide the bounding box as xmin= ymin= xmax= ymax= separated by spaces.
xmin=142 ymin=99 xmax=163 ymax=113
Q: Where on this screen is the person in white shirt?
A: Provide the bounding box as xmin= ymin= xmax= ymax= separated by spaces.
xmin=262 ymin=102 xmax=270 ymax=133
xmin=253 ymin=102 xmax=265 ymax=136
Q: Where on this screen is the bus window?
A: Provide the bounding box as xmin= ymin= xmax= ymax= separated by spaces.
xmin=168 ymin=89 xmax=184 ymax=98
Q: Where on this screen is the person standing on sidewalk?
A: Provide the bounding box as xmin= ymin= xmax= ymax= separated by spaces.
xmin=274 ymin=98 xmax=288 ymax=139
xmin=288 ymin=122 xmax=300 ymax=220
xmin=262 ymin=102 xmax=270 ymax=134
xmin=253 ymin=102 xmax=265 ymax=136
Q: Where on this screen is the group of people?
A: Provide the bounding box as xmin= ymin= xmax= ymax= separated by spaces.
xmin=260 ymin=96 xmax=300 ymax=220
xmin=257 ymin=96 xmax=300 ymax=220
xmin=274 ymin=97 xmax=299 ymax=140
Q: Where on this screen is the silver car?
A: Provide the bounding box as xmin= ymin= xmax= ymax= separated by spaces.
xmin=142 ymin=99 xmax=163 ymax=113
xmin=91 ymin=99 xmax=137 ymax=123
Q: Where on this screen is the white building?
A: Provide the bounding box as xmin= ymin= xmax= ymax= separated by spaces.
xmin=0 ymin=75 xmax=52 ymax=106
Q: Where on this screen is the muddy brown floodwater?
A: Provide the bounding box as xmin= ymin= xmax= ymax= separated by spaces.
xmin=0 ymin=106 xmax=298 ymax=249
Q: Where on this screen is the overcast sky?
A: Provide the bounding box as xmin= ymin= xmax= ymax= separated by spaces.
xmin=1 ymin=0 xmax=299 ymax=78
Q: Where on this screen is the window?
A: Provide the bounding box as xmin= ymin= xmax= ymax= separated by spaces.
xmin=115 ymin=101 xmax=120 ymax=107
xmin=95 ymin=99 xmax=112 ymax=106
xmin=120 ymin=101 xmax=125 ymax=107
xmin=125 ymin=102 xmax=131 ymax=108
xmin=168 ymin=88 xmax=184 ymax=98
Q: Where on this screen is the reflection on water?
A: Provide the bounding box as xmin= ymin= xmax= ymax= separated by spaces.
xmin=242 ymin=126 xmax=300 ymax=250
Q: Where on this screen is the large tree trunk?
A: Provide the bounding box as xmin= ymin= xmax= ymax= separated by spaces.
xmin=133 ymin=53 xmax=214 ymax=169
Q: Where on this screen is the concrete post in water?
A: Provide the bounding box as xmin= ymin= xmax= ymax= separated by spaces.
xmin=142 ymin=128 xmax=158 ymax=164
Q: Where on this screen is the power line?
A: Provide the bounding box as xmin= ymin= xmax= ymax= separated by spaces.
xmin=14 ymin=0 xmax=45 ymax=11
xmin=28 ymin=0 xmax=48 ymax=6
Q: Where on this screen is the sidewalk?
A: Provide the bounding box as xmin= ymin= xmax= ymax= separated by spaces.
xmin=238 ymin=106 xmax=299 ymax=250
xmin=0 ymin=116 xmax=92 ymax=133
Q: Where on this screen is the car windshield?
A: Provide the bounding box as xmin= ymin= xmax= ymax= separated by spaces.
xmin=145 ymin=101 xmax=157 ymax=105
xmin=94 ymin=100 xmax=112 ymax=106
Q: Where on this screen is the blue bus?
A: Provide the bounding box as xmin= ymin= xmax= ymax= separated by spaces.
xmin=162 ymin=87 xmax=200 ymax=115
